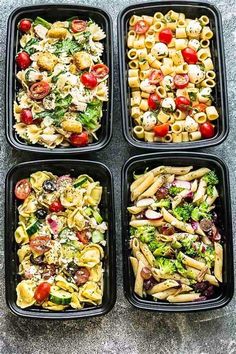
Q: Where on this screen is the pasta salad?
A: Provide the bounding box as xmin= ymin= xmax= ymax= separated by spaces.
xmin=14 ymin=171 xmax=107 ymax=310
xmin=14 ymin=16 xmax=109 ymax=149
xmin=127 ymin=10 xmax=218 ymax=144
xmin=128 ymin=165 xmax=223 ymax=303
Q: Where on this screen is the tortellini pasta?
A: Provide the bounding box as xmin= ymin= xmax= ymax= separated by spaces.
xmin=14 ymin=171 xmax=107 ymax=311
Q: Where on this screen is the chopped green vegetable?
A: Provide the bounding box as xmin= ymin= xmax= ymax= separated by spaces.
xmin=34 ymin=16 xmax=52 ymax=29
xmin=132 ymin=226 xmax=155 ymax=243
xmin=53 ymin=39 xmax=83 ymax=55
xmin=191 ymin=202 xmax=212 ymax=221
xmin=23 ymin=38 xmax=39 ymax=55
xmin=92 ymin=230 xmax=104 ymax=243
xmin=152 ymin=198 xmax=171 ymax=209
xmin=51 ymin=70 xmax=66 ymax=83
xmin=207 ymin=185 xmax=214 ymax=197
xmin=168 ymin=186 xmax=185 ymax=197
xmin=173 ymin=203 xmax=194 ymax=222
xmin=152 ymin=242 xmax=173 ymax=257
xmin=78 ymin=101 xmax=102 ymax=130
xmin=155 ymin=257 xmax=176 ymax=274
xmin=175 ymin=260 xmax=196 ymax=279
xmin=203 ymin=171 xmax=219 ymax=185
xmin=199 ymin=246 xmax=215 ymax=268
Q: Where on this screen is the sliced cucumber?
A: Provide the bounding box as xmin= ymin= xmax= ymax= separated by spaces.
xmin=93 ymin=210 xmax=103 ymax=224
xmin=73 ymin=176 xmax=88 ymax=188
xmin=26 ymin=219 xmax=41 ymax=236
xmin=92 ymin=230 xmax=104 ymax=243
xmin=49 ymin=288 xmax=72 ymax=305
xmin=84 ymin=207 xmax=93 ymax=216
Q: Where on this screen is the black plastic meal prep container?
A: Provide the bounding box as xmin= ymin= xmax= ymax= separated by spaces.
xmin=5 ymin=159 xmax=116 ymax=319
xmin=121 ymin=152 xmax=234 ymax=312
xmin=118 ymin=1 xmax=229 ymax=150
xmin=6 ymin=4 xmax=113 ymax=154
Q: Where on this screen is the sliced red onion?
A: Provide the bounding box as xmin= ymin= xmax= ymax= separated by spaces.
xmin=145 ymin=209 xmax=163 ymax=220
xmin=191 ymin=220 xmax=199 ymax=230
xmin=172 ymin=180 xmax=191 ymax=189
xmin=46 ymin=216 xmax=59 ymax=234
xmin=184 ymin=191 xmax=194 ymax=201
xmin=136 ymin=198 xmax=155 ymax=207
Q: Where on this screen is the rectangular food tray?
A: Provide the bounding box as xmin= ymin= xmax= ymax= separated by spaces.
xmin=118 ymin=0 xmax=229 ymax=150
xmin=5 ymin=159 xmax=116 ymax=319
xmin=6 ymin=4 xmax=113 ymax=154
xmin=121 ymin=152 xmax=234 ymax=312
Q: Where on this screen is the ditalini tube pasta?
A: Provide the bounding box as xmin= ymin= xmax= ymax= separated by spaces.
xmin=127 ymin=11 xmax=219 ymax=144
xmin=128 ymin=165 xmax=223 ymax=303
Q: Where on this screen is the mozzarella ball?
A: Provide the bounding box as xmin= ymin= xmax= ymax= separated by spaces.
xmin=140 ymin=79 xmax=156 ymax=93
xmin=184 ymin=116 xmax=199 ymax=132
xmin=161 ymin=75 xmax=174 ymax=90
xmin=151 ymin=43 xmax=168 ymax=59
xmin=142 ymin=112 xmax=157 ymax=131
xmin=186 ymin=20 xmax=202 ymax=38
xmin=188 ymin=39 xmax=200 ymax=52
xmin=197 ymin=87 xmax=212 ymax=103
xmin=161 ymin=97 xmax=176 ymax=112
xmin=188 ymin=65 xmax=205 ymax=84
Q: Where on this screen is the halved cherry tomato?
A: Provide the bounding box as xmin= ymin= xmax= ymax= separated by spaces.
xmin=14 ymin=179 xmax=31 ymax=200
xmin=148 ymin=93 xmax=161 ymax=110
xmin=16 ymin=51 xmax=31 ymax=69
xmin=30 ymin=81 xmax=51 ymax=100
xmin=80 ymin=72 xmax=97 ymax=89
xmin=191 ymin=102 xmax=207 ymax=113
xmin=34 ymin=282 xmax=51 ymax=302
xmin=29 ymin=236 xmax=51 ymax=255
xmin=18 ymin=19 xmax=32 ymax=32
xmin=76 ymin=231 xmax=89 ymax=244
xmin=174 ymin=74 xmax=189 ymax=89
xmin=175 ymin=96 xmax=191 ymax=111
xmin=71 ymin=19 xmax=87 ymax=33
xmin=148 ymin=69 xmax=164 ymax=85
xmin=200 ymin=122 xmax=215 ymax=139
xmin=74 ymin=267 xmax=90 ymax=286
xmin=153 ymin=124 xmax=169 ymax=137
xmin=134 ymin=20 xmax=149 ymax=34
xmin=182 ymin=47 xmax=198 ymax=64
xmin=49 ymin=200 xmax=64 ymax=212
xmin=70 ymin=132 xmax=89 ymax=147
xmin=91 ymin=64 xmax=109 ymax=79
xmin=159 ymin=28 xmax=173 ymax=44
xmin=20 ymin=109 xmax=33 ymax=125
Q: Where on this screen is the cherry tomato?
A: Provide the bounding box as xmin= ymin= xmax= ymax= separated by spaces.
xmin=80 ymin=72 xmax=97 ymax=89
xmin=71 ymin=19 xmax=87 ymax=33
xmin=16 ymin=51 xmax=31 ymax=69
xmin=70 ymin=132 xmax=89 ymax=147
xmin=49 ymin=200 xmax=64 ymax=212
xmin=30 ymin=81 xmax=51 ymax=100
xmin=74 ymin=267 xmax=90 ymax=286
xmin=134 ymin=20 xmax=149 ymax=34
xmin=148 ymin=93 xmax=161 ymax=110
xmin=175 ymin=96 xmax=191 ymax=111
xmin=14 ymin=179 xmax=31 ymax=200
xmin=159 ymin=28 xmax=173 ymax=44
xmin=29 ymin=236 xmax=51 ymax=255
xmin=20 ymin=109 xmax=33 ymax=125
xmin=191 ymin=102 xmax=207 ymax=113
xmin=153 ymin=124 xmax=169 ymax=137
xmin=34 ymin=282 xmax=51 ymax=302
xmin=18 ymin=19 xmax=32 ymax=32
xmin=149 ymin=69 xmax=164 ymax=85
xmin=91 ymin=64 xmax=109 ymax=79
xmin=200 ymin=122 xmax=215 ymax=139
xmin=174 ymin=74 xmax=189 ymax=89
xmin=76 ymin=231 xmax=89 ymax=244
xmin=182 ymin=47 xmax=198 ymax=64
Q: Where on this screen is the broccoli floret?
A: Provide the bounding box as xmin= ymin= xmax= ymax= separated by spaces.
xmin=152 ymin=242 xmax=173 ymax=257
xmin=152 ymin=198 xmax=171 ymax=209
xmin=148 ymin=240 xmax=161 ymax=252
xmin=171 ymin=240 xmax=182 ymax=249
xmin=175 ymin=260 xmax=196 ymax=279
xmin=130 ymin=227 xmax=136 ymax=236
xmin=191 ymin=202 xmax=212 ymax=221
xmin=168 ymin=186 xmax=185 ymax=197
xmin=133 ymin=226 xmax=155 ymax=243
xmin=173 ymin=203 xmax=194 ymax=222
xmin=207 ymin=185 xmax=214 ymax=197
xmin=155 ymin=257 xmax=176 ymax=274
xmin=199 ymin=246 xmax=215 ymax=268
xmin=203 ymin=171 xmax=219 ymax=185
